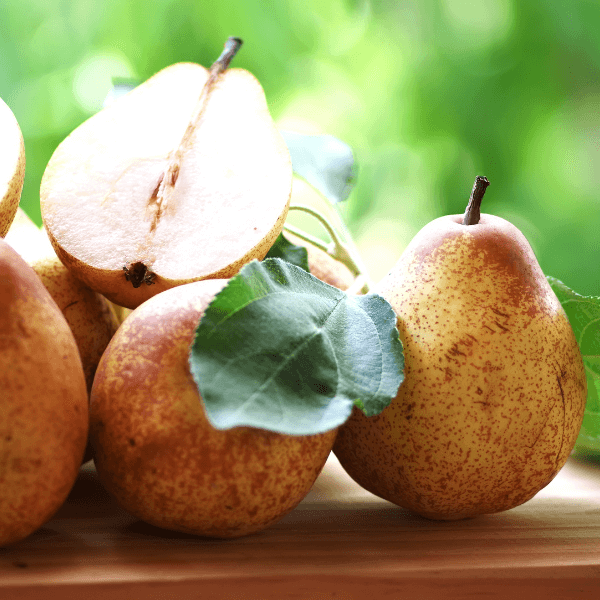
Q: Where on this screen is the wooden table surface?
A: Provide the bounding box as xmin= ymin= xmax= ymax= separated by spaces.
xmin=1 ymin=453 xmax=600 ymax=599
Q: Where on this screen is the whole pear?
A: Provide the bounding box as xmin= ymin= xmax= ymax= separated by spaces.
xmin=5 ymin=208 xmax=119 ymax=393
xmin=90 ymin=278 xmax=337 ymax=537
xmin=6 ymin=208 xmax=119 ymax=463
xmin=333 ymin=178 xmax=587 ymax=520
xmin=0 ymin=239 xmax=88 ymax=546
xmin=0 ymin=98 xmax=25 ymax=237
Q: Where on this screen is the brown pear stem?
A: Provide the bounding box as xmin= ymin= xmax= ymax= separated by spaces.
xmin=181 ymin=37 xmax=243 ymax=148
xmin=462 ymin=176 xmax=490 ymax=226
xmin=214 ymin=37 xmax=244 ymax=71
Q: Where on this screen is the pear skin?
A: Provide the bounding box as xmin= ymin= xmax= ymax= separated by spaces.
xmin=5 ymin=208 xmax=119 ymax=393
xmin=0 ymin=98 xmax=25 ymax=237
xmin=32 ymin=254 xmax=119 ymax=393
xmin=0 ymin=239 xmax=88 ymax=546
xmin=90 ymin=279 xmax=337 ymax=538
xmin=6 ymin=208 xmax=119 ymax=463
xmin=334 ymin=210 xmax=587 ymax=520
xmin=107 ymin=301 xmax=131 ymax=325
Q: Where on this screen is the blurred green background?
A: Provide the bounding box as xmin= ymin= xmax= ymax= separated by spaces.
xmin=2 ymin=0 xmax=599 ymax=293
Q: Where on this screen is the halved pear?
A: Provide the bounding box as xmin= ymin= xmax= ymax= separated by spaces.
xmin=41 ymin=40 xmax=292 ymax=309
xmin=0 ymin=97 xmax=25 ymax=237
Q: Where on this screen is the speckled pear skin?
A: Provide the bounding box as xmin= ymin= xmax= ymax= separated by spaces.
xmin=90 ymin=279 xmax=337 ymax=538
xmin=0 ymin=240 xmax=88 ymax=547
xmin=333 ymin=213 xmax=587 ymax=520
xmin=4 ymin=208 xmax=120 ymax=393
xmin=5 ymin=209 xmax=120 ymax=463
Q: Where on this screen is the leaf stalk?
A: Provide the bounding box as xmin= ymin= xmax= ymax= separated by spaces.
xmin=285 ymin=204 xmax=373 ymax=293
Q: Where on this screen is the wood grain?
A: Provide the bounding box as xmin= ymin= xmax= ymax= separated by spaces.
xmin=1 ymin=454 xmax=600 ymax=599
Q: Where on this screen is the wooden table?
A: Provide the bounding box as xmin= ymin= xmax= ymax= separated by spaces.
xmin=1 ymin=453 xmax=600 ymax=599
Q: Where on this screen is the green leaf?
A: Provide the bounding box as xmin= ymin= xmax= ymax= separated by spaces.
xmin=547 ymin=276 xmax=600 ymax=458
xmin=189 ymin=258 xmax=404 ymax=435
xmin=264 ymin=233 xmax=309 ymax=272
xmin=280 ymin=130 xmax=357 ymax=204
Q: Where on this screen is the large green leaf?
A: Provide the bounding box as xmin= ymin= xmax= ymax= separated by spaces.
xmin=189 ymin=258 xmax=404 ymax=435
xmin=280 ymin=131 xmax=357 ymax=204
xmin=548 ymin=277 xmax=600 ymax=458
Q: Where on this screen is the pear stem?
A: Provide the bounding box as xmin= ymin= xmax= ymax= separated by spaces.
xmin=462 ymin=176 xmax=490 ymax=226
xmin=288 ymin=205 xmax=345 ymax=258
xmin=172 ymin=36 xmax=242 ymax=158
xmin=214 ymin=37 xmax=243 ymax=71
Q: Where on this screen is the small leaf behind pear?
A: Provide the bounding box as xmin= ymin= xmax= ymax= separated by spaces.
xmin=264 ymin=233 xmax=309 ymax=272
xmin=280 ymin=131 xmax=357 ymax=204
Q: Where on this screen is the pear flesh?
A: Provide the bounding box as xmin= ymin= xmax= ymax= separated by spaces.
xmin=0 ymin=239 xmax=88 ymax=546
xmin=90 ymin=278 xmax=337 ymax=538
xmin=334 ymin=212 xmax=587 ymax=520
xmin=0 ymin=97 xmax=25 ymax=237
xmin=41 ymin=60 xmax=292 ymax=309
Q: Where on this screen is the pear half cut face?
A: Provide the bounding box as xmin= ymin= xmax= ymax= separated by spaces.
xmin=0 ymin=97 xmax=25 ymax=238
xmin=40 ymin=63 xmax=292 ymax=308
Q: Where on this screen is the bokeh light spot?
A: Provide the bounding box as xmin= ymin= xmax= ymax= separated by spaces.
xmin=441 ymin=0 xmax=514 ymax=48
xmin=73 ymin=52 xmax=135 ymax=113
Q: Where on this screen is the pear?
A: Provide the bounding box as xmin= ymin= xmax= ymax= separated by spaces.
xmin=5 ymin=207 xmax=119 ymax=394
xmin=333 ymin=177 xmax=587 ymax=520
xmin=283 ymin=231 xmax=355 ymax=291
xmin=3 ymin=207 xmax=41 ymax=250
xmin=40 ymin=38 xmax=292 ymax=309
xmin=0 ymin=239 xmax=88 ymax=547
xmin=6 ymin=208 xmax=119 ymax=463
xmin=90 ymin=278 xmax=337 ymax=538
xmin=107 ymin=301 xmax=131 ymax=325
xmin=0 ymin=98 xmax=25 ymax=237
